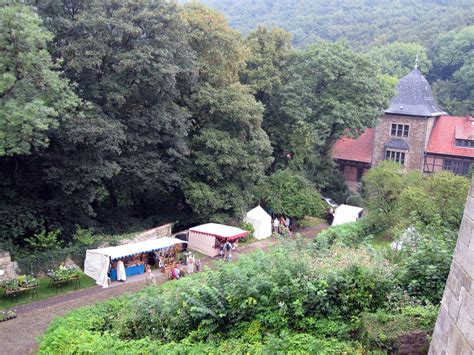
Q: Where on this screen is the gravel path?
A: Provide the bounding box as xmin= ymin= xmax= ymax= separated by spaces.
xmin=0 ymin=223 xmax=328 ymax=354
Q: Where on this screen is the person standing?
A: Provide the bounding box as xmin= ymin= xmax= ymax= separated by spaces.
xmin=144 ymin=265 xmax=156 ymax=286
xmin=195 ymin=258 xmax=202 ymax=272
xmin=187 ymin=253 xmax=194 ymax=274
xmin=273 ymin=217 xmax=280 ymax=233
xmin=117 ymin=259 xmax=126 ymax=282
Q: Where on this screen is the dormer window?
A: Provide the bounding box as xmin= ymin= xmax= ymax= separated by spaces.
xmin=455 ymin=139 xmax=474 ymax=148
xmin=391 ymin=124 xmax=409 ymax=137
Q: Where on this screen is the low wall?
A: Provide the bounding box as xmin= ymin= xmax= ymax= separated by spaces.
xmin=0 ymin=251 xmax=19 ymax=281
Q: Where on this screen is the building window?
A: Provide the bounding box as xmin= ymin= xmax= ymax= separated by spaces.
xmin=391 ymin=123 xmax=409 ymax=137
xmin=385 ymin=150 xmax=406 ymax=165
xmin=455 ymin=139 xmax=474 ymax=148
xmin=356 ymin=167 xmax=364 ymax=182
xmin=443 ymin=159 xmax=470 ymax=176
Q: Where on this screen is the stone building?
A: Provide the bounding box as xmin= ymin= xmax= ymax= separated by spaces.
xmin=332 ymin=67 xmax=474 ymax=190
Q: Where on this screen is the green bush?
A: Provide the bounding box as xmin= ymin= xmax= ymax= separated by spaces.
xmin=238 ymin=220 xmax=255 ymax=242
xmin=16 ymin=244 xmax=89 ymax=275
xmin=360 ymin=305 xmax=438 ymax=351
xmin=38 ymin=242 xmax=396 ymax=353
xmin=315 ymin=219 xmax=373 ymax=251
xmin=394 ymin=227 xmax=456 ymax=304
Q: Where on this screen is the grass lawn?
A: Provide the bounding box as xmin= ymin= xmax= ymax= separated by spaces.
xmin=0 ymin=273 xmax=96 ymax=310
xmin=298 ymin=216 xmax=326 ymax=229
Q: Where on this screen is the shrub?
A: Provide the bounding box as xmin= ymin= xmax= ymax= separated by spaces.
xmin=25 ymin=229 xmax=62 ymax=252
xmin=238 ymin=221 xmax=255 ymax=242
xmin=360 ymin=305 xmax=438 ymax=351
xmin=315 ymin=219 xmax=373 ymax=251
xmin=37 ymin=242 xmax=396 ymax=353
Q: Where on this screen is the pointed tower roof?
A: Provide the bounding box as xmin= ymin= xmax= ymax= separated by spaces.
xmin=385 ymin=68 xmax=446 ymax=117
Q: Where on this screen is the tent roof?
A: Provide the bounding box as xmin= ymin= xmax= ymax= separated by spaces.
xmin=246 ymin=205 xmax=270 ymax=219
xmin=87 ymin=237 xmax=186 ymax=260
xmin=189 ymin=223 xmax=248 ymax=239
xmin=333 ymin=204 xmax=364 ymax=226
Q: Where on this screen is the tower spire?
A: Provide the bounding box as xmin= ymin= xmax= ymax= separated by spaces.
xmin=415 ymin=52 xmax=419 ymax=69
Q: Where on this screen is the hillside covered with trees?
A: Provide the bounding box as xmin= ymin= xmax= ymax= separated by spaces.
xmin=198 ymin=0 xmax=473 ymax=49
xmin=199 ymin=0 xmax=474 ymax=116
xmin=1 ymin=0 xmax=393 ymax=254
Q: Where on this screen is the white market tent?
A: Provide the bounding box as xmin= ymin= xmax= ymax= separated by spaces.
xmin=188 ymin=223 xmax=248 ymax=257
xmin=85 ymin=237 xmax=186 ymax=287
xmin=244 ymin=206 xmax=272 ymax=240
xmin=332 ymin=204 xmax=364 ymax=226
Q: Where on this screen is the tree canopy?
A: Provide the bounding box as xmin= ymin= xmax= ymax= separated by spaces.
xmin=0 ymin=3 xmax=79 ymax=156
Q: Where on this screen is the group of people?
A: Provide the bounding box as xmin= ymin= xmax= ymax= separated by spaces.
xmin=219 ymin=240 xmax=234 ymax=261
xmin=144 ymin=252 xmax=202 ymax=285
xmin=272 ymin=215 xmax=292 ymax=236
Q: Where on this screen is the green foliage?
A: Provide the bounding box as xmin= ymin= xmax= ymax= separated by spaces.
xmin=368 ymin=42 xmax=432 ymax=78
xmin=315 ymin=219 xmax=373 ymax=251
xmin=238 ymin=221 xmax=255 ymax=242
xmin=431 ymin=26 xmax=474 ymax=115
xmin=360 ymin=305 xmax=438 ymax=351
xmin=0 ymin=275 xmax=38 ymax=291
xmin=16 ymin=244 xmax=88 ymax=275
xmin=72 ymin=225 xmax=96 ymax=247
xmin=257 ymin=169 xmax=326 ymax=219
xmin=0 ymin=2 xmax=79 ymax=156
xmin=39 ymin=243 xmax=394 ymax=352
xmin=394 ymin=226 xmax=456 ymax=304
xmin=241 ymin=26 xmax=293 ymax=103
xmin=277 ymin=41 xmax=392 ymax=163
xmin=181 ymin=5 xmax=273 ymax=222
xmin=199 ymin=0 xmax=473 ymax=49
xmin=25 ymin=229 xmax=62 ymax=252
xmin=47 ymin=265 xmax=82 ymax=282
xmin=363 ymin=162 xmax=469 ymax=231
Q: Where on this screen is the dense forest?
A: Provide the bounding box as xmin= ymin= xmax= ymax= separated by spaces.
xmin=2 ymin=1 xmax=472 ymax=352
xmin=199 ymin=0 xmax=474 ymax=115
xmin=198 ymin=0 xmax=473 ymax=49
xmin=0 ymin=0 xmax=472 ymax=254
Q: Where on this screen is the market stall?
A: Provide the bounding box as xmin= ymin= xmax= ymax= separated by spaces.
xmin=244 ymin=205 xmax=272 ymax=240
xmin=188 ymin=223 xmax=249 ymax=257
xmin=84 ymin=237 xmax=187 ymax=287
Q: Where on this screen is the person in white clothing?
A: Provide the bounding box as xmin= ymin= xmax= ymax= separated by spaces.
xmin=273 ymin=218 xmax=280 ymax=233
xmin=187 ymin=253 xmax=194 ymax=274
xmin=117 ymin=260 xmax=126 ymax=282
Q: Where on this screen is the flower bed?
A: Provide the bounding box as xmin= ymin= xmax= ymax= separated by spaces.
xmin=47 ymin=266 xmax=82 ymax=282
xmin=0 ymin=275 xmax=39 ymax=292
xmin=0 ymin=309 xmax=17 ymax=322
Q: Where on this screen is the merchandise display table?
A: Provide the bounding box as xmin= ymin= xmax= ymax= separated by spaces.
xmin=110 ymin=264 xmax=145 ymax=281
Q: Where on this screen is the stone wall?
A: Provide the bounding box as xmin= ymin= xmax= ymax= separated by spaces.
xmin=0 ymin=251 xmax=19 ymax=281
xmin=429 ymin=178 xmax=474 ymax=354
xmin=372 ymin=114 xmax=431 ymax=171
xmin=120 ymin=223 xmax=173 ymax=245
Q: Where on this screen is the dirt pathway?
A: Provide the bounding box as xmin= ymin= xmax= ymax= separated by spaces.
xmin=0 ymin=223 xmax=328 ymax=354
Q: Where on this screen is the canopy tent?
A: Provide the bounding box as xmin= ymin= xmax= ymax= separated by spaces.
xmin=85 ymin=237 xmax=186 ymax=287
xmin=244 ymin=206 xmax=272 ymax=240
xmin=332 ymin=204 xmax=364 ymax=226
xmin=188 ymin=223 xmax=248 ymax=256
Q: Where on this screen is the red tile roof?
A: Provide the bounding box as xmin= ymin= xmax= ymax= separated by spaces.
xmin=332 ymin=128 xmax=374 ymax=164
xmin=426 ymin=116 xmax=474 ymax=158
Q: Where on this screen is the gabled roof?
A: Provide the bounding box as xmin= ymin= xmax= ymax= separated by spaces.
xmin=332 ymin=128 xmax=374 ymax=164
xmin=426 ymin=116 xmax=474 ymax=158
xmin=385 ymin=68 xmax=447 ymax=117
xmin=189 ymin=223 xmax=248 ymax=239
